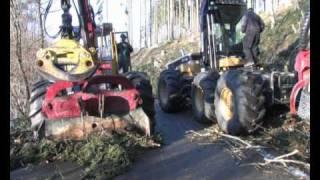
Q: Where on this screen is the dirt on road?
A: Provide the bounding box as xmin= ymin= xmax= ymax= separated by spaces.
xmin=11 ymin=101 xmax=307 ymax=180
xmin=115 ymin=101 xmax=299 ymax=180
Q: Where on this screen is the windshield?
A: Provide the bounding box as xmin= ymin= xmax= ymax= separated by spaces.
xmin=97 ymin=34 xmax=113 ymax=61
xmin=212 ymin=22 xmax=244 ymax=56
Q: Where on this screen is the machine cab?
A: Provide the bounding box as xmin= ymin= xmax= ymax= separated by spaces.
xmin=203 ymin=0 xmax=247 ymax=70
xmin=95 ymin=23 xmax=119 ymax=75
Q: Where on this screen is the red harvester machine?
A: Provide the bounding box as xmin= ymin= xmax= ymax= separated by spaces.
xmin=29 ymin=0 xmax=154 ymax=140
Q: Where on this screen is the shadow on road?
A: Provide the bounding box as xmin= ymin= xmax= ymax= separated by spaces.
xmin=154 ymin=101 xmax=210 ymax=145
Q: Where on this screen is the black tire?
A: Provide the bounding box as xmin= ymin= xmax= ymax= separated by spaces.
xmin=214 ymin=69 xmax=266 ymax=135
xmin=124 ymin=71 xmax=150 ymax=82
xmin=28 ymin=80 xmax=52 ymax=139
xmin=191 ymin=71 xmax=220 ymax=123
xmin=125 ymin=72 xmax=155 ymax=133
xmin=157 ymin=69 xmax=185 ymax=113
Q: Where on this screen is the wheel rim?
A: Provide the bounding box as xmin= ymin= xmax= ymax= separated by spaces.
xmin=159 ymin=79 xmax=169 ymax=105
xmin=194 ymin=87 xmax=204 ymax=115
xmin=219 ymin=87 xmax=233 ymax=121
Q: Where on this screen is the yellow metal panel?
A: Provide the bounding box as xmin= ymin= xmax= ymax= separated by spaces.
xmin=179 ymin=61 xmax=201 ymax=76
xmin=110 ymin=32 xmax=118 ymax=75
xmin=36 ymin=39 xmax=96 ymax=81
xmin=219 ymin=56 xmax=244 ymax=68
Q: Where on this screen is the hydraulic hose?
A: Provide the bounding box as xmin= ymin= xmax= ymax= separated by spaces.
xmin=43 ymin=0 xmax=81 ymax=39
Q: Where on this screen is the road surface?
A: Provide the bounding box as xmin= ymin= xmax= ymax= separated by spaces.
xmin=11 ymin=101 xmax=296 ymax=180
xmin=115 ymin=101 xmax=294 ymax=180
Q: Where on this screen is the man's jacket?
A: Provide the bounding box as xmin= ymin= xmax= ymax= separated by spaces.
xmin=117 ymin=42 xmax=133 ymax=62
xmin=241 ymin=11 xmax=265 ymax=33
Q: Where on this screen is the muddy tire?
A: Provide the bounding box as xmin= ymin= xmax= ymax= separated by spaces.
xmin=124 ymin=71 xmax=150 ymax=82
xmin=214 ymin=69 xmax=266 ymax=135
xmin=158 ymin=69 xmax=185 ymax=113
xmin=125 ymin=72 xmax=155 ymax=133
xmin=192 ymin=71 xmax=220 ymax=123
xmin=29 ymin=80 xmax=52 ymax=139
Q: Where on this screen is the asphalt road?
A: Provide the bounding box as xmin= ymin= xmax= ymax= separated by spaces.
xmin=11 ymin=101 xmax=296 ymax=180
xmin=115 ymin=101 xmax=295 ymax=180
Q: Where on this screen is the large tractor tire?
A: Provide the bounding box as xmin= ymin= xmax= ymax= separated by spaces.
xmin=28 ymin=80 xmax=52 ymax=139
xmin=124 ymin=71 xmax=150 ymax=82
xmin=214 ymin=69 xmax=266 ymax=135
xmin=158 ymin=69 xmax=185 ymax=113
xmin=125 ymin=71 xmax=155 ymax=133
xmin=191 ymin=71 xmax=220 ymax=123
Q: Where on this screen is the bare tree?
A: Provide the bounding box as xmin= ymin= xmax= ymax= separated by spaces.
xmin=166 ymin=0 xmax=170 ymax=40
xmin=178 ymin=0 xmax=182 ymax=38
xmin=10 ymin=0 xmax=45 ymax=119
xmin=10 ymin=0 xmax=31 ymax=102
xmin=169 ymin=0 xmax=174 ymax=40
xmin=145 ymin=0 xmax=148 ymax=47
xmin=37 ymin=0 xmax=44 ymax=48
xmin=195 ymin=0 xmax=199 ymax=33
xmin=149 ymin=0 xmax=152 ymax=46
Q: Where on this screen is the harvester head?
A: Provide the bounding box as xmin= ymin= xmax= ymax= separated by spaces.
xmin=44 ymin=108 xmax=150 ymax=140
xmin=30 ymin=75 xmax=153 ymax=140
xmin=31 ymin=26 xmax=153 ymax=140
xmin=36 ymin=39 xmax=97 ymax=82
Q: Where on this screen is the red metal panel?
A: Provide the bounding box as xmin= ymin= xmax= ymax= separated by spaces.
xmin=294 ymin=50 xmax=310 ymax=82
xmin=42 ymin=96 xmax=82 ymax=119
xmin=42 ymin=76 xmax=141 ymax=120
xmin=83 ymin=75 xmax=134 ymax=90
xmin=290 ymin=50 xmax=310 ymax=114
xmin=95 ymin=63 xmax=113 ymax=75
xmin=290 ymin=79 xmax=307 ymax=114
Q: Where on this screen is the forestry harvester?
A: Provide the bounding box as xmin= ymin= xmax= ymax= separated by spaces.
xmin=158 ymin=0 xmax=308 ymax=135
xmin=29 ymin=0 xmax=154 ymax=140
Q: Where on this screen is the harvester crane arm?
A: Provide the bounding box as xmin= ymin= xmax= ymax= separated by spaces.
xmin=44 ymin=0 xmax=96 ymax=48
xmin=76 ymin=0 xmax=97 ymax=49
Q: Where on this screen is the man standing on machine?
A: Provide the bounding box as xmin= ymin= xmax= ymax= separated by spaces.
xmin=117 ymin=34 xmax=133 ymax=73
xmin=241 ymin=8 xmax=265 ymax=66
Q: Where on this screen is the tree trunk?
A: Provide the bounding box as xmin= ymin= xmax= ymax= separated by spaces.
xmin=196 ymin=0 xmax=199 ymax=33
xmin=154 ymin=0 xmax=159 ymax=44
xmin=37 ymin=0 xmax=44 ymax=48
xmin=149 ymin=0 xmax=152 ymax=46
xmin=10 ymin=0 xmax=31 ymax=115
xmin=167 ymin=0 xmax=170 ymax=40
xmin=170 ymin=0 xmax=174 ymax=40
xmin=271 ymin=0 xmax=276 ymax=29
xmin=185 ymin=1 xmax=189 ymax=35
xmin=140 ymin=0 xmax=142 ymax=48
xmin=178 ymin=0 xmax=181 ymax=38
xmin=190 ymin=1 xmax=193 ymax=32
xmin=144 ymin=0 xmax=147 ymax=47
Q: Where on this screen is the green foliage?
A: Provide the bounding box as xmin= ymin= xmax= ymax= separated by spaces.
xmin=10 ymin=131 xmax=160 ymax=179
xmin=259 ymin=0 xmax=308 ymax=70
xmin=10 ymin=117 xmax=31 ymax=132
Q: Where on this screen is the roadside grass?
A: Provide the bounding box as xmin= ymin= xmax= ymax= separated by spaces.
xmin=259 ymin=0 xmax=308 ymax=71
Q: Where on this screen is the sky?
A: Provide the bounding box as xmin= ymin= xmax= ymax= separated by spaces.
xmin=44 ymin=0 xmax=127 ymax=42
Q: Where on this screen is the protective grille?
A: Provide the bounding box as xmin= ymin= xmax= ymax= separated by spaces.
xmin=297 ymin=90 xmax=310 ymax=121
